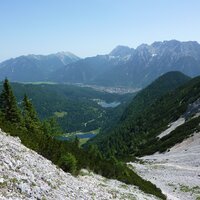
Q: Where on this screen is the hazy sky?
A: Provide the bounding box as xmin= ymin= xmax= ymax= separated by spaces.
xmin=1 ymin=0 xmax=200 ymax=61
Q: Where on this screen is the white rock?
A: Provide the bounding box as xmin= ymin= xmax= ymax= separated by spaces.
xmin=129 ymin=132 xmax=200 ymax=200
xmin=0 ymin=178 xmax=4 ymax=183
xmin=0 ymin=129 xmax=158 ymax=200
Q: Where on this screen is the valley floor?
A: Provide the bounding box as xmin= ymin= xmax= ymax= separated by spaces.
xmin=0 ymin=130 xmax=158 ymax=200
xmin=129 ymin=132 xmax=200 ymax=200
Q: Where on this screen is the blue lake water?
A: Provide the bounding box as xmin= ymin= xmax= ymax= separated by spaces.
xmin=98 ymin=101 xmax=121 ymax=108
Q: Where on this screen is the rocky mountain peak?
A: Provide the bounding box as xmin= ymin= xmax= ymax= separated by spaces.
xmin=109 ymin=45 xmax=134 ymax=57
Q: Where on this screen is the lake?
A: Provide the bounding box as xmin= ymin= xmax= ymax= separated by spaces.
xmin=98 ymin=101 xmax=121 ymax=108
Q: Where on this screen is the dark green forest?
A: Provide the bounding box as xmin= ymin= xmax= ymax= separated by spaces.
xmin=0 ymin=79 xmax=166 ymax=199
xmin=0 ymin=83 xmax=133 ymax=133
xmin=88 ymin=72 xmax=200 ymax=159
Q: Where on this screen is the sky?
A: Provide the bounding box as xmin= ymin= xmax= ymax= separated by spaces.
xmin=0 ymin=0 xmax=200 ymax=61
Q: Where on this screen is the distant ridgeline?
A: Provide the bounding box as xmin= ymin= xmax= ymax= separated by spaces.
xmin=1 ymin=40 xmax=200 ymax=89
xmin=87 ymin=71 xmax=200 ymax=159
xmin=0 ymin=78 xmax=166 ymax=199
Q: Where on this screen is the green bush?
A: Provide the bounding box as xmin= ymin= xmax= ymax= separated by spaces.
xmin=58 ymin=153 xmax=77 ymax=175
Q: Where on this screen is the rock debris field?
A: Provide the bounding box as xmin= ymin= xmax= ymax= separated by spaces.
xmin=129 ymin=132 xmax=200 ymax=200
xmin=0 ymin=130 xmax=158 ymax=200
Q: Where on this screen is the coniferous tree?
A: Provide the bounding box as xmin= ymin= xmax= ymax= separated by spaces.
xmin=42 ymin=117 xmax=62 ymax=136
xmin=22 ymin=94 xmax=39 ymax=121
xmin=0 ymin=78 xmax=21 ymax=123
xmin=22 ymin=94 xmax=40 ymax=132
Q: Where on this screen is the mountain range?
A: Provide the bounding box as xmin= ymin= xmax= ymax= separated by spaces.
xmin=0 ymin=52 xmax=80 ymax=82
xmin=1 ymin=40 xmax=200 ymax=88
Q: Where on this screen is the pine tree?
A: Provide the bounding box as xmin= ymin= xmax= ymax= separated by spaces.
xmin=0 ymin=78 xmax=21 ymax=123
xmin=22 ymin=94 xmax=39 ymax=121
xmin=42 ymin=117 xmax=62 ymax=136
xmin=22 ymin=94 xmax=40 ymax=132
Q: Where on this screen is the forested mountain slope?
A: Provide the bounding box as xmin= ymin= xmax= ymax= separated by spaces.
xmin=87 ymin=71 xmax=190 ymax=152
xmin=120 ymin=71 xmax=191 ymax=121
xmin=87 ymin=71 xmax=200 ymax=159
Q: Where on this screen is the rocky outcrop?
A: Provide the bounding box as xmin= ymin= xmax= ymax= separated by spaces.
xmin=0 ymin=129 xmax=157 ymax=200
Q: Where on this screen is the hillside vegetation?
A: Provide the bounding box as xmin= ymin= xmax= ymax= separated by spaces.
xmin=87 ymin=71 xmax=200 ymax=159
xmin=0 ymin=83 xmax=133 ymax=133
